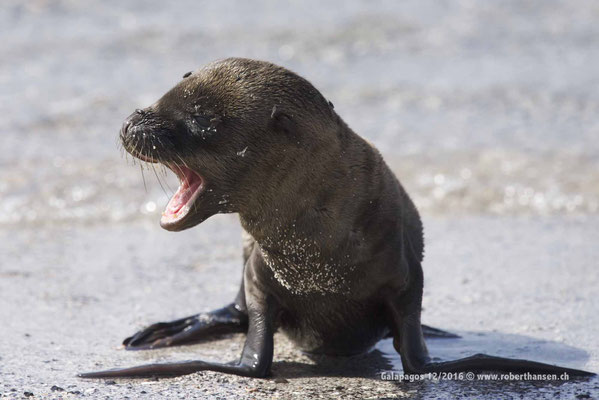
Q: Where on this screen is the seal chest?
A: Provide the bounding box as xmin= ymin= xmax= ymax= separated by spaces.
xmin=257 ymin=220 xmax=356 ymax=295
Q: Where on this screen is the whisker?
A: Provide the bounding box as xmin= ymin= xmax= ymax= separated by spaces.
xmin=155 ymin=139 xmax=170 ymax=178
xmin=176 ymin=154 xmax=191 ymax=173
xmin=161 ymin=166 xmax=175 ymax=193
xmin=182 ymin=157 xmax=191 ymax=171
xmin=140 ymin=164 xmax=148 ymax=192
xmin=151 ymin=163 xmax=171 ymax=199
xmin=174 ymin=156 xmax=192 ymax=187
xmin=150 ymin=138 xmax=176 ymax=194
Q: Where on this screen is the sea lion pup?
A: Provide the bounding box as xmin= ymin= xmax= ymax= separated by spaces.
xmin=80 ymin=58 xmax=594 ymax=379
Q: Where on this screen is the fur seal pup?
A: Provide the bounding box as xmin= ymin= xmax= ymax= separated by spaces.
xmin=80 ymin=58 xmax=594 ymax=379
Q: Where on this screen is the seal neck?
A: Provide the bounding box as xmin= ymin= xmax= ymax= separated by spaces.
xmin=238 ymin=132 xmax=388 ymax=256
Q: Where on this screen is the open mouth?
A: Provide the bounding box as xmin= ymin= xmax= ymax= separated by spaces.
xmin=125 ymin=147 xmax=205 ymax=229
xmin=160 ymin=164 xmax=205 ymax=228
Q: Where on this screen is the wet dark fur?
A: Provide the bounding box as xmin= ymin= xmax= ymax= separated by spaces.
xmin=80 ymin=58 xmax=594 ymax=379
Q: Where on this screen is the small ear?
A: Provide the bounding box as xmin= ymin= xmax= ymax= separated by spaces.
xmin=269 ymin=105 xmax=296 ymax=135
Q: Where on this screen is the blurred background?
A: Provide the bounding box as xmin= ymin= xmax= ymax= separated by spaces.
xmin=1 ymin=1 xmax=598 ymax=398
xmin=2 ymin=0 xmax=599 ymax=224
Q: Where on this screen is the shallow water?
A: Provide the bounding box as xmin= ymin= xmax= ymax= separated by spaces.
xmin=2 ymin=149 xmax=598 ymax=228
xmin=1 ymin=0 xmax=599 ymax=227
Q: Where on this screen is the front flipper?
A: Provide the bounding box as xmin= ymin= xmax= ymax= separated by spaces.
xmin=80 ymin=269 xmax=278 ymax=379
xmin=79 ymin=304 xmax=274 ymax=379
xmin=123 ymin=303 xmax=248 ymax=350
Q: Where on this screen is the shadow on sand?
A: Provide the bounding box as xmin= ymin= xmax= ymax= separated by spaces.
xmin=271 ymin=330 xmax=593 ymax=380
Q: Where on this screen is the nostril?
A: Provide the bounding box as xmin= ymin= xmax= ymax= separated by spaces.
xmin=121 ymin=109 xmax=149 ymax=140
xmin=120 ymin=118 xmax=135 ymax=141
xmin=121 ymin=120 xmax=131 ymax=135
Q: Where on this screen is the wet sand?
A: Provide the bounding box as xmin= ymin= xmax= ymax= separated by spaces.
xmin=1 ymin=0 xmax=599 ymax=398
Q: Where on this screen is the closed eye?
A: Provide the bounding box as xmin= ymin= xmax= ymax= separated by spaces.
xmin=193 ymin=114 xmax=211 ymax=127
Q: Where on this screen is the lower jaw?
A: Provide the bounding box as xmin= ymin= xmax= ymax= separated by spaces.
xmin=160 ymin=211 xmax=193 ymax=231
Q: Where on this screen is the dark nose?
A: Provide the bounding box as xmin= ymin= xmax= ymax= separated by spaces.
xmin=120 ymin=109 xmax=147 ymax=139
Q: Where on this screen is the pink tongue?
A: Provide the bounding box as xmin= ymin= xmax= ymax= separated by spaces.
xmin=166 ymin=186 xmax=194 ymax=215
xmin=164 ymin=168 xmax=202 ymax=217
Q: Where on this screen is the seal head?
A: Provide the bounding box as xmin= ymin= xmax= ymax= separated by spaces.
xmin=119 ymin=58 xmax=335 ymax=231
